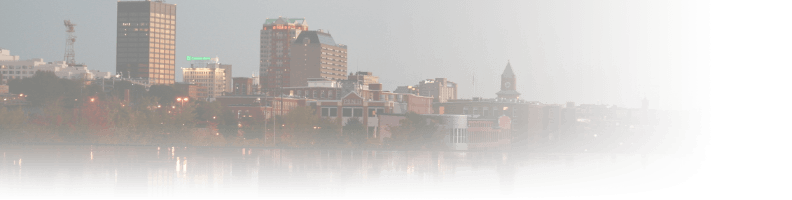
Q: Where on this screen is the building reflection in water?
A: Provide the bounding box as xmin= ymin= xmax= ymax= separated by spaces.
xmin=0 ymin=144 xmax=695 ymax=198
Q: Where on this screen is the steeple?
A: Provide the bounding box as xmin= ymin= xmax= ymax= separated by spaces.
xmin=496 ymin=60 xmax=521 ymax=99
xmin=642 ymin=97 xmax=649 ymax=110
xmin=502 ymin=60 xmax=515 ymax=78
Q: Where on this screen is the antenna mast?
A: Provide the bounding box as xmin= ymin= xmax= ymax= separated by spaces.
xmin=63 ymin=20 xmax=77 ymax=66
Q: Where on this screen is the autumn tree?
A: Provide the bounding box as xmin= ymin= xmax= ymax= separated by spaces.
xmin=276 ymin=106 xmax=319 ymax=146
xmin=0 ymin=107 xmax=29 ymax=143
xmin=314 ymin=117 xmax=342 ymax=146
xmin=385 ymin=112 xmax=441 ymax=149
xmin=343 ymin=117 xmax=367 ymax=146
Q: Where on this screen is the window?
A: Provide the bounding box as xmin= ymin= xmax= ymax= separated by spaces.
xmin=376 ymin=109 xmax=384 ymax=115
xmin=368 ymin=108 xmax=376 ymax=117
xmin=343 ymin=108 xmax=352 ymax=117
xmin=322 ymin=108 xmax=330 ymax=117
xmin=353 ymin=108 xmax=363 ymax=117
xmin=313 ymin=91 xmax=317 ymax=98
xmin=330 ymin=108 xmax=337 ymax=116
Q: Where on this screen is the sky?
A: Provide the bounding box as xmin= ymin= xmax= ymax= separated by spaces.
xmin=0 ymin=0 xmax=709 ymax=110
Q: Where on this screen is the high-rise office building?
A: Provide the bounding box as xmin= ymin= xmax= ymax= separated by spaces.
xmin=290 ymin=30 xmax=348 ymax=87
xmin=259 ymin=17 xmax=307 ymax=90
xmin=117 ymin=0 xmax=177 ymax=85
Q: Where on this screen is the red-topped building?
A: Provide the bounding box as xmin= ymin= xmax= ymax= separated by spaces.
xmin=260 ymin=17 xmax=308 ymax=90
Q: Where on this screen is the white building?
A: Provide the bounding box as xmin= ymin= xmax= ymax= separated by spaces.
xmin=182 ymin=67 xmax=227 ymax=100
xmin=0 ymin=49 xmax=111 ymax=84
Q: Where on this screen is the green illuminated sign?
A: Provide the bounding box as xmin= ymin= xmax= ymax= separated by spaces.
xmin=186 ymin=56 xmax=211 ymax=61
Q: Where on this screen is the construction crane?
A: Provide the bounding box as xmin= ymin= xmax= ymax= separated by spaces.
xmin=63 ymin=20 xmax=77 ymax=66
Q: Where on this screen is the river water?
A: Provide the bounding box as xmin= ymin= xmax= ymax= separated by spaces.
xmin=0 ymin=145 xmax=702 ymax=199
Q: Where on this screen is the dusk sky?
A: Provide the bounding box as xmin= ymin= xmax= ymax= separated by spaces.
xmin=0 ymin=0 xmax=708 ymax=110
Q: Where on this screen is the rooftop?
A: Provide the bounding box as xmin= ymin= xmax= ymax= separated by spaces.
xmin=264 ymin=17 xmax=306 ymax=25
xmin=294 ymin=31 xmax=337 ymax=46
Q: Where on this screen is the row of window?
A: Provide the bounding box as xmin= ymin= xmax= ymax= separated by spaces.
xmin=296 ymin=90 xmax=336 ymax=99
xmin=321 ymin=47 xmax=346 ymax=54
xmin=462 ymin=106 xmax=504 ymax=116
xmin=1 ymin=71 xmax=30 ymax=74
xmin=0 ymin=65 xmax=32 ymax=69
xmin=321 ymin=51 xmax=347 ymax=58
xmin=321 ymin=107 xmax=384 ymax=118
xmin=450 ymin=128 xmax=468 ymax=144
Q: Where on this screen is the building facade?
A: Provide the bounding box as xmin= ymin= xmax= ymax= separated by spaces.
xmin=289 ymin=30 xmax=348 ymax=87
xmin=174 ymin=82 xmax=208 ymax=101
xmin=377 ymin=114 xmax=515 ymax=151
xmin=117 ymin=1 xmax=177 ymax=85
xmin=232 ymin=77 xmax=254 ymax=96
xmin=260 ymin=17 xmax=308 ymax=89
xmin=1 ymin=49 xmax=111 ymax=84
xmin=416 ymin=78 xmax=457 ymax=103
xmin=182 ymin=67 xmax=226 ymax=99
xmin=347 ymin=71 xmax=378 ymax=86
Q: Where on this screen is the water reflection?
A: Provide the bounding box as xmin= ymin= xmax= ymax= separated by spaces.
xmin=0 ymin=145 xmax=698 ymax=198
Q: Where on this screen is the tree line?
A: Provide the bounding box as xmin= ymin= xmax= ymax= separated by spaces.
xmin=0 ymin=71 xmax=447 ymax=150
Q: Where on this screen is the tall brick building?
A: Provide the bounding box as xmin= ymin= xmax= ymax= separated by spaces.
xmin=290 ymin=30 xmax=348 ymax=87
xmin=260 ymin=17 xmax=308 ymax=90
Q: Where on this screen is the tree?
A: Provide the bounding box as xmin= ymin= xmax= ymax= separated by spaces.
xmin=8 ymin=71 xmax=66 ymax=106
xmin=195 ymin=100 xmax=223 ymax=121
xmin=343 ymin=117 xmax=366 ymax=146
xmin=217 ymin=110 xmax=239 ymax=138
xmin=315 ymin=117 xmax=342 ymax=146
xmin=148 ymin=85 xmax=185 ymax=106
xmin=0 ymin=107 xmax=29 ymax=142
xmin=277 ymin=106 xmax=321 ymax=146
xmin=385 ymin=112 xmax=441 ymax=149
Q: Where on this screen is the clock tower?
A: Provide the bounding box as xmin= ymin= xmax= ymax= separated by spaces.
xmin=496 ymin=61 xmax=521 ymax=99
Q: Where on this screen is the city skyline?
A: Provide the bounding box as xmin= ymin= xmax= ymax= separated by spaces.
xmin=0 ymin=0 xmax=708 ymax=110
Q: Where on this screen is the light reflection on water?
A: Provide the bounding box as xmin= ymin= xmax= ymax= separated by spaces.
xmin=0 ymin=145 xmax=699 ymax=199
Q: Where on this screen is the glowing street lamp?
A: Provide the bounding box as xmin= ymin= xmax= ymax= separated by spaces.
xmin=176 ymin=96 xmax=189 ymax=107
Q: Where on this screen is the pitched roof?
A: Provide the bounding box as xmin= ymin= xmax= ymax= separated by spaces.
xmin=294 ymin=31 xmax=337 ymax=46
xmin=502 ymin=61 xmax=515 ymax=78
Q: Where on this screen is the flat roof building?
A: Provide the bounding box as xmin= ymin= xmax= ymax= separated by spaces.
xmin=116 ymin=1 xmax=177 ymax=85
xmin=1 ymin=49 xmax=111 ymax=84
xmin=182 ymin=67 xmax=227 ymax=100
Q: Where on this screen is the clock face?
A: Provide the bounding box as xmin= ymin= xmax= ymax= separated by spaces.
xmin=504 ymin=82 xmax=511 ymax=89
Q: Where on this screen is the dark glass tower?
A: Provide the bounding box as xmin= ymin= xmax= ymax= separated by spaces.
xmin=117 ymin=0 xmax=176 ymax=85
